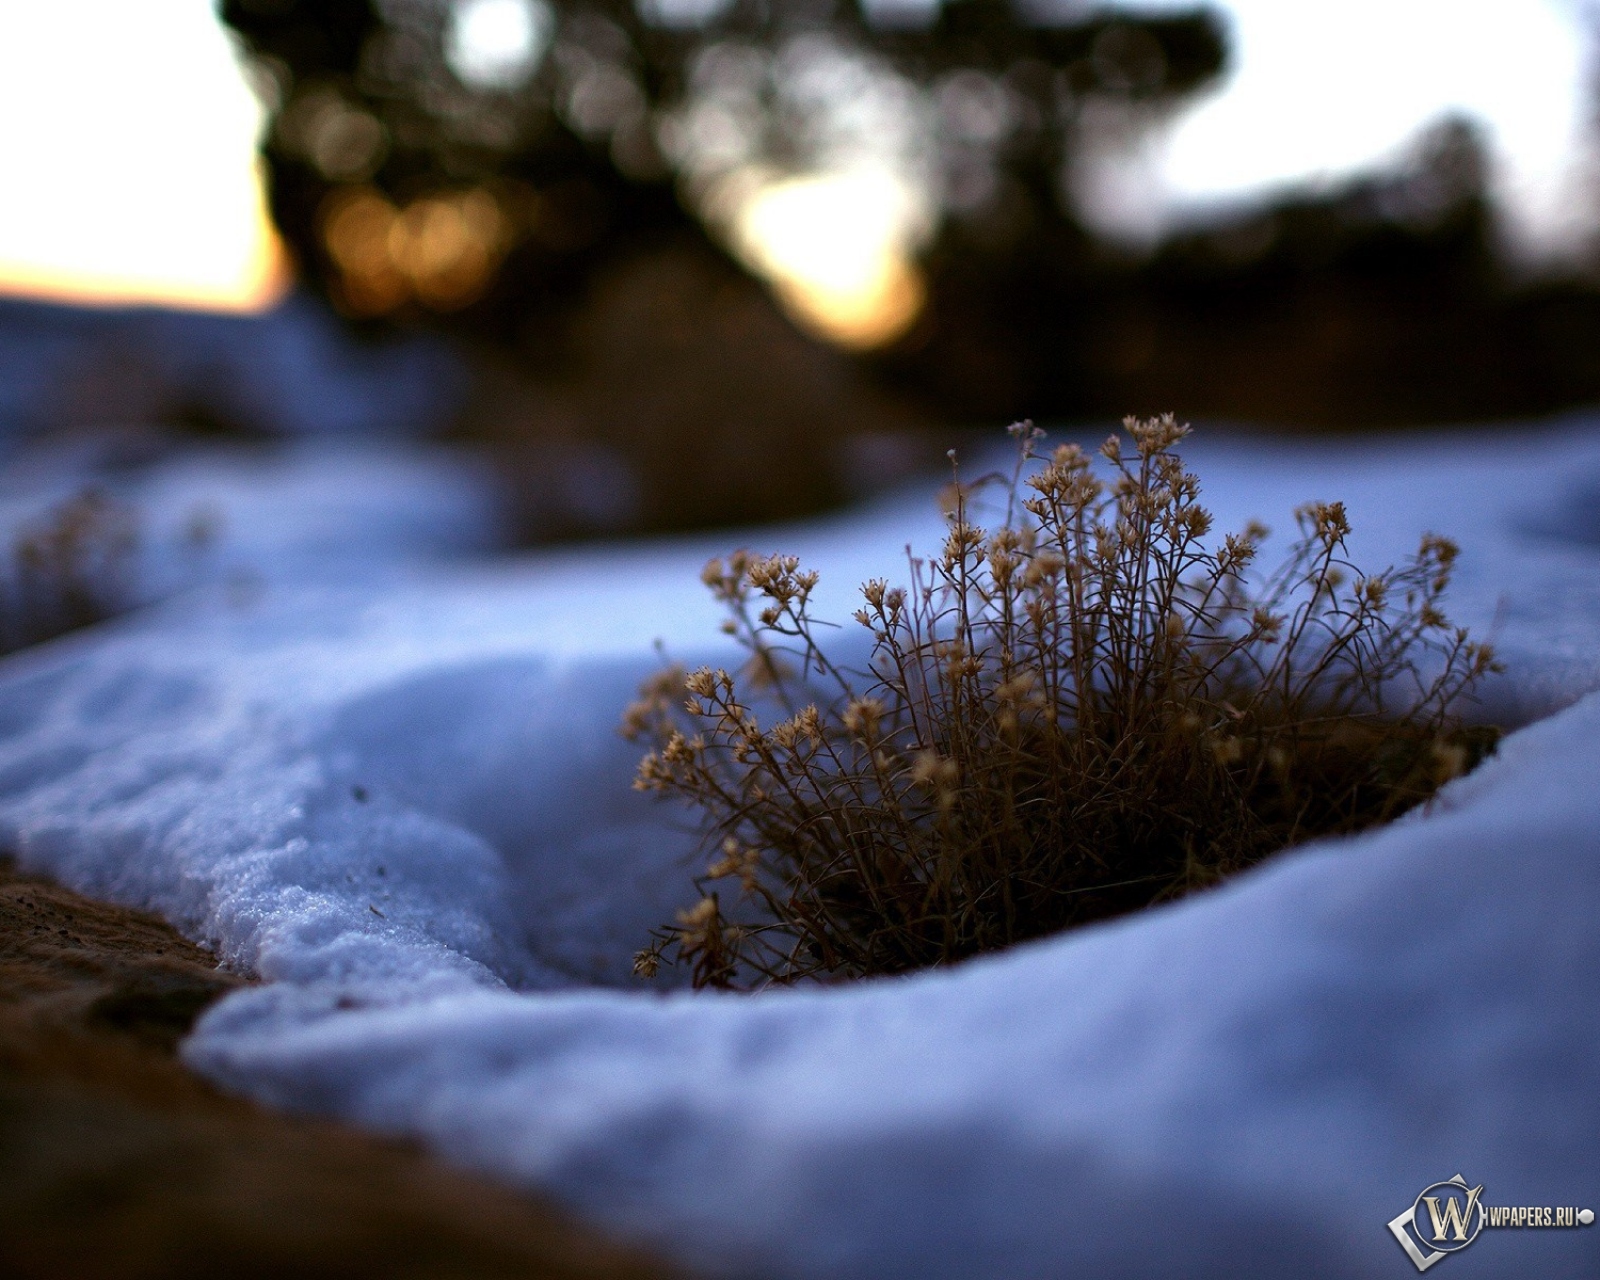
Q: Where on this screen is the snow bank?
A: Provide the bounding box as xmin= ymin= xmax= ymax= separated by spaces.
xmin=2 ymin=420 xmax=1599 ymax=1277
xmin=0 ymin=436 xmax=501 ymax=612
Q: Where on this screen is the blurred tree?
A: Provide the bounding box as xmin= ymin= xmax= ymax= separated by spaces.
xmin=228 ymin=2 xmax=1600 ymax=492
xmin=220 ymin=0 xmax=1228 ymax=534
xmin=881 ymin=111 xmax=1524 ymax=425
xmin=895 ymin=110 xmax=1600 ymax=431
xmin=222 ymin=0 xmax=1225 ymax=342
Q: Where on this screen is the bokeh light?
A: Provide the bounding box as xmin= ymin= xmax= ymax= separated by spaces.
xmin=732 ymin=170 xmax=930 ymax=350
xmin=0 ymin=0 xmax=286 ymax=312
xmin=665 ymin=32 xmax=936 ymax=349
xmin=321 ymin=186 xmax=513 ymax=316
xmin=445 ymin=0 xmax=554 ymax=91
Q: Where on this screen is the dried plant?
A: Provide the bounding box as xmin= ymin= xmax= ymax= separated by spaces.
xmin=1 ymin=489 xmax=139 ymax=657
xmin=625 ymin=417 xmax=1500 ymax=989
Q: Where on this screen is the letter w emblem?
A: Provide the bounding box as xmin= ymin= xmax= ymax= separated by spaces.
xmin=1423 ymin=1185 xmax=1483 ymax=1242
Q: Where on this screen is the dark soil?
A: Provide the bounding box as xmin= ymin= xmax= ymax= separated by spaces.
xmin=0 ymin=859 xmax=680 ymax=1280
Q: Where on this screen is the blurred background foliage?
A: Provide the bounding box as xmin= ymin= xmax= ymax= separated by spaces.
xmin=219 ymin=0 xmax=1234 ymax=533
xmin=197 ymin=0 xmax=1600 ymax=534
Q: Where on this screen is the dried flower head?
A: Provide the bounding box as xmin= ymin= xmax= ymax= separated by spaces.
xmin=627 ymin=417 xmax=1501 ymax=988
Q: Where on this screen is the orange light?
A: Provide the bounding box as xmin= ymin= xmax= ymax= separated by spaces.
xmin=322 ymin=186 xmax=513 ymax=316
xmin=323 ymin=188 xmax=409 ymax=316
xmin=730 ymin=170 xmax=929 ymax=351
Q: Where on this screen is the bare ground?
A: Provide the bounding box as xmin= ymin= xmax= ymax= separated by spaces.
xmin=0 ymin=859 xmax=682 ymax=1280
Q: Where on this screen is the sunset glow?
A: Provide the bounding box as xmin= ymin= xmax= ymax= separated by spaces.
xmin=731 ymin=169 xmax=929 ymax=350
xmin=0 ymin=0 xmax=287 ymax=312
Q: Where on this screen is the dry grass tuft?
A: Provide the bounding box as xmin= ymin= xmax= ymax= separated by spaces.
xmin=0 ymin=489 xmax=139 ymax=657
xmin=625 ymin=417 xmax=1500 ymax=989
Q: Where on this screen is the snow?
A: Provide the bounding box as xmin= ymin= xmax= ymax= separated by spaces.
xmin=0 ymin=436 xmax=500 ymax=595
xmin=2 ymin=417 xmax=1599 ymax=1276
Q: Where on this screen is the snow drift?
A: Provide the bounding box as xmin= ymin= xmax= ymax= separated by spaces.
xmin=1 ymin=423 xmax=1598 ymax=1277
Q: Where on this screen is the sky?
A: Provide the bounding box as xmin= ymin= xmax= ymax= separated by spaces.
xmin=0 ymin=0 xmax=1591 ymax=316
xmin=0 ymin=0 xmax=284 ymax=310
xmin=1096 ymin=0 xmax=1598 ymax=254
